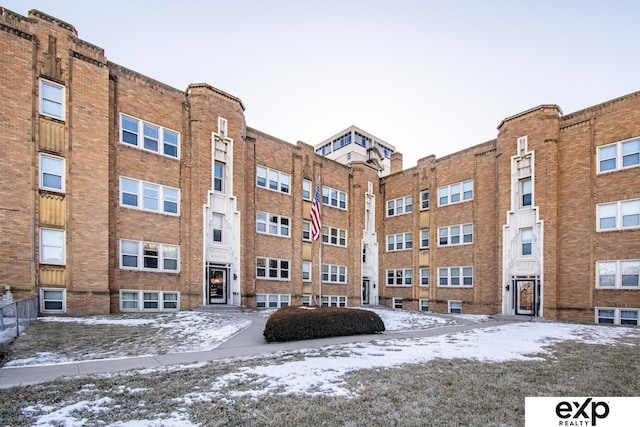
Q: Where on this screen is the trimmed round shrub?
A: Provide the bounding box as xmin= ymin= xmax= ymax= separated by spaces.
xmin=263 ymin=306 xmax=385 ymax=343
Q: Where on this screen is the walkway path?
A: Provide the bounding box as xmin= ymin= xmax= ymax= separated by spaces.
xmin=0 ymin=312 xmax=516 ymax=389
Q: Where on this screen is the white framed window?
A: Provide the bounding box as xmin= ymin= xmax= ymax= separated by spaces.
xmin=302 ymin=294 xmax=312 ymax=306
xmin=322 ymin=225 xmax=347 ymax=247
xmin=214 ymin=161 xmax=224 ymax=192
xmin=302 ymin=261 xmax=311 ymax=282
xmin=596 ymin=307 xmax=639 ymax=326
xmin=438 ymin=180 xmax=473 ymax=206
xmin=39 ymin=79 xmax=64 ymax=120
xmin=387 ymin=195 xmax=413 ymax=217
xmin=521 ymin=228 xmax=533 ymax=256
xmin=120 ymin=290 xmax=180 ymax=312
xmin=420 ymin=267 xmax=430 ymax=287
xmin=387 ymin=232 xmax=413 ymax=252
xmin=420 ymin=299 xmax=429 ymax=312
xmin=302 ymin=221 xmax=311 ymax=242
xmin=119 ymin=177 xmax=180 ymax=216
xmin=420 ymin=229 xmax=430 ymax=249
xmin=256 ymin=165 xmax=290 ymax=194
xmin=596 ymin=260 xmax=640 ymax=288
xmin=448 ymin=300 xmax=462 ymax=314
xmin=322 ymin=264 xmax=347 ymax=284
xmin=322 ymin=185 xmax=347 ymax=210
xmin=212 ymin=214 xmax=223 ymax=242
xmin=119 ymin=240 xmax=180 ymax=273
xmin=256 ymin=257 xmax=290 ymax=280
xmin=520 ymin=178 xmax=532 ymax=207
xmin=597 ymin=199 xmax=640 ymax=231
xmin=256 ymin=294 xmax=290 ymax=308
xmin=386 ymin=269 xmax=413 ymax=286
xmin=39 ymin=154 xmax=65 ymax=192
xmin=119 ymin=113 xmax=180 ymax=158
xmin=438 ymin=266 xmax=473 ymax=287
xmin=420 ymin=190 xmax=430 ymax=210
xmin=40 ymin=228 xmax=65 ymax=265
xmin=256 ymin=211 xmax=290 ymax=237
xmin=321 ymin=295 xmax=347 ymax=307
xmin=438 ymin=223 xmax=473 ymax=246
xmin=598 ymin=137 xmax=640 ymax=173
xmin=302 ymin=179 xmax=312 ymax=200
xmin=40 ymin=288 xmax=66 ymax=313
xmin=393 ymin=298 xmax=403 ymax=309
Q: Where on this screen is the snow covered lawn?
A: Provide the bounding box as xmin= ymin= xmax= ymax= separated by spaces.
xmin=1 ymin=308 xmax=638 ymax=426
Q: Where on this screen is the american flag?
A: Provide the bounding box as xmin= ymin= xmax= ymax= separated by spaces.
xmin=310 ymin=178 xmax=322 ymax=241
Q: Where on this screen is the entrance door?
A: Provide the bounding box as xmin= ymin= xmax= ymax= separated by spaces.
xmin=515 ymin=279 xmax=537 ymax=315
xmin=362 ymin=278 xmax=370 ymax=305
xmin=207 ymin=266 xmax=227 ymax=304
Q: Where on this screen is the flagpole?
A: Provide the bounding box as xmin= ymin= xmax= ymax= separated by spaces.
xmin=317 ymin=174 xmax=322 ymax=306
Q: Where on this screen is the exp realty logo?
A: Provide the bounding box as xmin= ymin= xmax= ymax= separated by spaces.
xmin=525 ymin=397 xmax=638 ymax=426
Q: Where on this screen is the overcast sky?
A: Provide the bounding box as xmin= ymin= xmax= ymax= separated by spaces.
xmin=5 ymin=0 xmax=640 ymax=167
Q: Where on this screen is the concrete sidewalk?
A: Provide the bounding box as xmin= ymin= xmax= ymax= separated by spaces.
xmin=0 ymin=312 xmax=514 ymax=389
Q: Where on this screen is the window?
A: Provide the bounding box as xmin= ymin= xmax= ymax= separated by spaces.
xmin=387 ymin=196 xmax=413 ymax=217
xmin=119 ymin=114 xmax=180 ymax=158
xmin=420 ymin=190 xmax=430 ymax=210
xmin=302 ymin=261 xmax=311 ymax=282
xmin=393 ymin=298 xmax=403 ymax=309
xmin=322 ymin=186 xmax=347 ymax=210
xmin=598 ymin=138 xmax=640 ymax=173
xmin=39 ymin=154 xmax=64 ymax=192
xmin=597 ymin=199 xmax=640 ymax=231
xmin=256 ymin=211 xmax=290 ymax=237
xmin=163 ymin=292 xmax=179 ymax=310
xmin=40 ymin=228 xmax=65 ymax=265
xmin=420 ymin=299 xmax=429 ymax=312
xmin=449 ymin=301 xmax=462 ymax=314
xmin=420 ymin=268 xmax=430 ymax=286
xmin=302 ymin=221 xmax=311 ymax=242
xmin=521 ymin=178 xmax=532 ymax=207
xmin=214 ymin=162 xmax=224 ymax=192
xmin=256 ymin=257 xmax=290 ymax=280
xmin=119 ymin=177 xmax=180 ymax=215
xmin=322 ymin=295 xmax=347 ymax=307
xmin=387 ymin=233 xmax=413 ymax=252
xmin=256 ymin=166 xmax=290 ymax=194
xmin=420 ymin=229 xmax=430 ymax=249
xmin=596 ymin=260 xmax=640 ymax=288
xmin=332 ymin=132 xmax=352 ymax=151
xmin=521 ymin=228 xmax=533 ymax=256
xmin=386 ymin=269 xmax=413 ymax=286
xmin=322 ymin=226 xmax=347 ymax=247
xmin=438 ymin=224 xmax=473 ymax=246
xmin=596 ymin=307 xmax=639 ymax=326
xmin=302 ymin=294 xmax=312 ymax=306
xmin=302 ymin=179 xmax=312 ymax=200
xmin=121 ymin=291 xmax=138 ymax=310
xmin=438 ymin=267 xmax=473 ymax=287
xmin=120 ymin=290 xmax=180 ymax=312
xmin=212 ymin=214 xmax=223 ymax=242
xmin=40 ymin=288 xmax=65 ymax=313
xmin=322 ymin=264 xmax=347 ymax=284
xmin=119 ymin=240 xmax=180 ymax=273
xmin=40 ymin=79 xmax=64 ymax=120
xmin=438 ymin=180 xmax=473 ymax=206
xmin=256 ymin=294 xmax=290 ymax=308
xmin=143 ymin=292 xmax=159 ymax=310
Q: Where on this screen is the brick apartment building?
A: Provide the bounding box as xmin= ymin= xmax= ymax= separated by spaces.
xmin=1 ymin=8 xmax=638 ymax=325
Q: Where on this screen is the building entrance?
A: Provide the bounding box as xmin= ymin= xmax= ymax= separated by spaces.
xmin=514 ymin=278 xmax=540 ymax=316
xmin=207 ymin=265 xmax=227 ymax=304
xmin=362 ymin=278 xmax=370 ymax=305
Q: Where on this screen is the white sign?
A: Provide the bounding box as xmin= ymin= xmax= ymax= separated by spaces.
xmin=525 ymin=397 xmax=638 ymax=426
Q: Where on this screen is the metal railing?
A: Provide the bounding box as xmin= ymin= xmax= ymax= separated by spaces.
xmin=0 ymin=295 xmax=38 ymax=342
